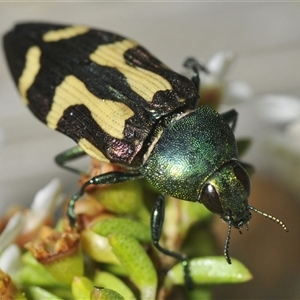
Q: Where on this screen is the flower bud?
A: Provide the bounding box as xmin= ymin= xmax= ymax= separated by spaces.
xmin=0 ymin=269 xmax=26 ymax=300
xmin=25 ymin=226 xmax=83 ymax=285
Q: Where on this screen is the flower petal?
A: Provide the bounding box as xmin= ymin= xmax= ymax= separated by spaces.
xmin=0 ymin=212 xmax=24 ymax=253
xmin=0 ymin=244 xmax=22 ymax=276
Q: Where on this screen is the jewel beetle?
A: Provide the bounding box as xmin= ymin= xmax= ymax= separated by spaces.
xmin=3 ymin=23 xmax=288 ymax=286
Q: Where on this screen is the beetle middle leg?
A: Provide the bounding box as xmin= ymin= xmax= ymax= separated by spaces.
xmin=55 ymin=145 xmax=88 ymax=174
xmin=151 ymin=194 xmax=193 ymax=288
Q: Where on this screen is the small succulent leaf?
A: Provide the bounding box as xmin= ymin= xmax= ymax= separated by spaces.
xmin=92 ymin=180 xmax=143 ymax=214
xmin=71 ymin=276 xmax=94 ymax=300
xmin=27 ymin=286 xmax=64 ymax=300
xmin=166 ymin=256 xmax=252 ymax=285
xmin=92 ymin=218 xmax=151 ymax=242
xmin=188 ymin=286 xmax=212 ymax=300
xmin=43 ymin=247 xmax=84 ymax=285
xmin=17 ymin=252 xmax=61 ymax=286
xmin=16 ymin=265 xmax=61 ymax=287
xmin=80 ymin=229 xmax=120 ymax=264
xmin=108 ymin=233 xmax=157 ymax=300
xmin=91 ymin=287 xmax=125 ymax=300
xmin=94 ymin=271 xmax=136 ymax=300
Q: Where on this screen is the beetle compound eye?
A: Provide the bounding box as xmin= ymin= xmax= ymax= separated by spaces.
xmin=200 ymin=184 xmax=223 ymax=214
xmin=234 ymin=165 xmax=251 ymax=196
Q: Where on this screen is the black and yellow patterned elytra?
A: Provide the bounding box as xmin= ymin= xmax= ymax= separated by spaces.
xmin=4 ymin=23 xmax=199 ymax=167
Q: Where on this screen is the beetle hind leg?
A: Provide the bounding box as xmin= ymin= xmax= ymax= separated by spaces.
xmin=55 ymin=145 xmax=87 ymax=174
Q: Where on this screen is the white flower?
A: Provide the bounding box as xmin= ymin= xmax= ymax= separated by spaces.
xmin=0 ymin=178 xmax=64 ymax=254
xmin=255 ymin=94 xmax=300 ymax=126
xmin=0 ymin=244 xmax=22 ymax=276
xmin=23 ymin=178 xmax=64 ymax=233
xmin=183 ymin=51 xmax=254 ymax=108
xmin=0 ymin=178 xmax=64 ymax=277
xmin=0 ymin=212 xmax=24 ymax=253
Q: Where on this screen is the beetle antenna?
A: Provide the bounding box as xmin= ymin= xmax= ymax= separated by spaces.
xmin=248 ymin=205 xmax=289 ymax=232
xmin=224 ymin=222 xmax=232 ymax=264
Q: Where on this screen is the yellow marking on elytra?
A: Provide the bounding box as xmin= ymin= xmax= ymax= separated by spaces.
xmin=43 ymin=26 xmax=89 ymax=42
xmin=47 ymin=75 xmax=134 ymax=139
xmin=18 ymin=46 xmax=41 ymax=105
xmin=78 ymin=138 xmax=110 ymax=162
xmin=90 ymin=39 xmax=172 ymax=102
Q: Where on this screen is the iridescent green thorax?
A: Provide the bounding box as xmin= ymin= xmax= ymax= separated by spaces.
xmin=140 ymin=105 xmax=238 ymax=201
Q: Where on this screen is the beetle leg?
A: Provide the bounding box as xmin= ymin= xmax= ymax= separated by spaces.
xmin=55 ymin=146 xmax=87 ymax=174
xmin=151 ymin=194 xmax=193 ymax=289
xmin=238 ymin=161 xmax=255 ymax=176
xmin=183 ymin=57 xmax=208 ymax=93
xmin=221 ymin=109 xmax=238 ymax=132
xmin=68 ymin=171 xmax=143 ymax=227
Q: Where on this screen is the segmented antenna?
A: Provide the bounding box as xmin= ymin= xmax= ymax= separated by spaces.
xmin=249 ymin=205 xmax=289 ymax=232
xmin=224 ymin=223 xmax=232 ymax=264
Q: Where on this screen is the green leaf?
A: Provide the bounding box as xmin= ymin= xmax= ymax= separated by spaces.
xmin=91 ymin=180 xmax=151 ymax=224
xmin=166 ymin=256 xmax=252 ymax=286
xmin=16 ymin=252 xmax=61 ymax=287
xmin=26 ymin=286 xmax=64 ymax=300
xmin=71 ymin=276 xmax=94 ymax=300
xmin=91 ymin=287 xmax=125 ymax=300
xmin=101 ymin=264 xmax=129 ymax=277
xmin=80 ymin=229 xmax=120 ymax=264
xmin=188 ymin=286 xmax=212 ymax=300
xmin=16 ymin=265 xmax=61 ymax=287
xmin=92 ymin=218 xmax=151 ymax=242
xmin=94 ymin=271 xmax=136 ymax=300
xmin=45 ymin=247 xmax=84 ymax=285
xmin=236 ymin=138 xmax=251 ymax=156
xmin=108 ymin=233 xmax=157 ymax=300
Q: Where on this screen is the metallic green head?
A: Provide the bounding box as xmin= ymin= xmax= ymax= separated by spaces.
xmin=199 ymin=160 xmax=251 ymax=229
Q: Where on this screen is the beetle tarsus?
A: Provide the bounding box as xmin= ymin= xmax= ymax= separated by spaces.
xmin=182 ymin=259 xmax=194 ymax=290
xmin=68 ymin=193 xmax=81 ymax=228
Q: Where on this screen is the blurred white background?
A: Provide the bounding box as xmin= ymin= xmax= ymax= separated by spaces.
xmin=0 ymin=2 xmax=299 ymax=299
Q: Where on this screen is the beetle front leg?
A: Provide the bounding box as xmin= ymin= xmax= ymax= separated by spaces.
xmin=151 ymin=195 xmax=193 ymax=289
xmin=183 ymin=58 xmax=209 ymax=92
xmin=68 ymin=171 xmax=143 ymax=227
